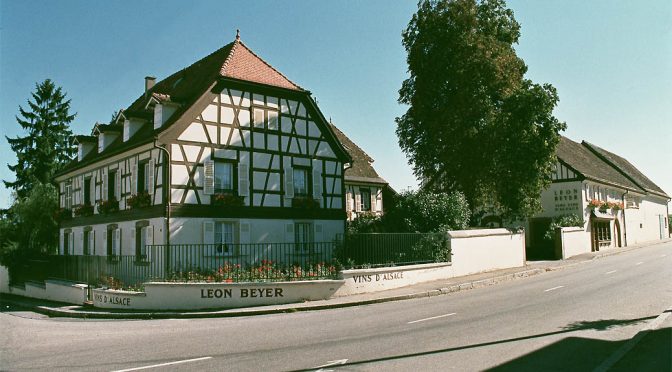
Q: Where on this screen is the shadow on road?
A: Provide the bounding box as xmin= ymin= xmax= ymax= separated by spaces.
xmin=291 ymin=315 xmax=662 ymax=372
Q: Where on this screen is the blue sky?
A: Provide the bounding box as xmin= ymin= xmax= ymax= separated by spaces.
xmin=1 ymin=0 xmax=670 ymax=209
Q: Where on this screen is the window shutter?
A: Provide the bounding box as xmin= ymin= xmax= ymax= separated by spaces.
xmin=114 ymin=229 xmax=121 ymax=256
xmin=148 ymin=159 xmax=155 ymax=195
xmin=376 ymin=189 xmax=383 ymax=212
xmin=238 ymin=163 xmax=249 ymax=197
xmin=371 ymin=191 xmax=377 ymax=213
xmin=69 ymin=232 xmax=74 ymax=255
xmin=204 ymin=160 xmax=215 ymax=195
xmin=355 ymin=193 xmax=362 ymax=212
xmin=314 ymin=223 xmax=323 ymax=243
xmin=203 ymin=221 xmax=215 ymax=244
xmin=80 ymin=175 xmax=85 ymax=205
xmin=103 ymin=230 xmax=108 ymax=255
xmin=89 ymin=231 xmax=96 ymax=256
xmin=102 ymin=168 xmax=108 ymax=200
xmin=284 ymin=166 xmax=294 ymax=198
xmin=346 ymin=192 xmax=352 ymax=213
xmin=312 ymin=160 xmax=322 ymax=201
xmin=115 ymin=170 xmax=121 ymax=199
xmin=79 ymin=231 xmax=84 ymax=254
xmin=146 ymin=226 xmax=154 ymax=260
xmin=130 ymin=228 xmax=136 ymax=255
xmin=240 ymin=222 xmax=250 ymax=244
xmin=131 ymin=160 xmax=138 ymax=194
xmin=284 ymin=223 xmax=295 ymax=244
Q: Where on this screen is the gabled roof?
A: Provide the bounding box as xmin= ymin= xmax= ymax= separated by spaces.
xmin=556 ymin=136 xmax=669 ymax=199
xmin=330 ymin=123 xmax=388 ymax=185
xmin=56 ymin=35 xmax=342 ymax=178
xmin=556 ymin=137 xmax=641 ymax=191
xmin=583 ymin=141 xmax=669 ymax=199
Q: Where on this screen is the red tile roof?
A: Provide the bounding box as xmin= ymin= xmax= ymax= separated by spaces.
xmin=222 ymin=41 xmax=302 ymax=91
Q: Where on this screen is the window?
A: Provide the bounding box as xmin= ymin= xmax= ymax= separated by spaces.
xmin=293 ymin=168 xmax=309 ymax=196
xmin=135 ymin=224 xmax=153 ymax=261
xmin=360 ymin=189 xmax=371 ymax=211
xmin=215 ymin=222 xmax=234 ymax=255
xmin=215 ymin=162 xmax=234 ymax=192
xmin=83 ymin=230 xmax=90 ymax=255
xmin=295 ymin=222 xmax=312 ymax=252
xmin=107 ymin=227 xmax=120 ymax=258
xmin=64 ymin=183 xmax=73 ymax=209
xmin=84 ymin=178 xmax=91 ymax=205
xmin=63 ymin=231 xmax=72 ymax=255
xmin=108 ymin=170 xmax=117 ymax=200
xmin=137 ymin=162 xmax=150 ymax=193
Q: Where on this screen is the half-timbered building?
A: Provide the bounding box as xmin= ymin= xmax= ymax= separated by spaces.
xmin=54 ymin=34 xmax=351 ymax=259
xmin=528 ymin=136 xmax=670 ymax=257
xmin=330 ymin=124 xmax=391 ymax=221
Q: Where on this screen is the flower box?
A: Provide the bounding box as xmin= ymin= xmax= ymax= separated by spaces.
xmin=127 ymin=191 xmax=152 ymax=209
xmin=74 ymin=203 xmax=94 ymax=217
xmin=97 ymin=198 xmax=119 ymax=215
xmin=292 ymin=196 xmax=320 ymax=209
xmin=211 ymin=193 xmax=244 ymax=207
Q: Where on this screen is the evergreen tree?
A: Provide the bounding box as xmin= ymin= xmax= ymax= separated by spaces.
xmin=4 ymin=79 xmax=76 ymax=198
xmin=396 ymin=0 xmax=566 ymax=219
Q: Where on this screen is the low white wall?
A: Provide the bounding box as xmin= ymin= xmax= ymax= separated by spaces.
xmin=334 ymin=262 xmax=453 ymax=297
xmin=0 ymin=265 xmax=9 ymax=294
xmin=448 ymin=228 xmax=526 ymax=277
xmin=559 ymin=227 xmax=591 ymax=259
xmin=7 ymin=280 xmax=87 ymax=305
xmin=93 ymin=280 xmax=345 ymax=310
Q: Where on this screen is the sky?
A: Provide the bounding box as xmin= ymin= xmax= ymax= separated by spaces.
xmin=1 ymin=0 xmax=670 ymax=210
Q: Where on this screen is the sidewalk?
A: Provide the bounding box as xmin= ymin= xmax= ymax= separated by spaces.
xmin=2 ymin=238 xmax=669 ymax=320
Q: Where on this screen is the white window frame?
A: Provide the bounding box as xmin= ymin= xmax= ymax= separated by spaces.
xmin=215 ymin=162 xmax=234 ymax=192
xmin=214 ymin=221 xmax=235 ymax=256
xmin=294 ymin=222 xmax=313 ymax=252
xmin=293 ymin=168 xmax=309 ymax=196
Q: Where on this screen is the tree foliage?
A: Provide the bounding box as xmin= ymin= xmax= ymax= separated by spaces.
xmin=396 ymin=0 xmax=566 ymax=219
xmin=4 ymin=79 xmax=76 ymax=199
xmin=348 ymin=190 xmax=471 ymax=234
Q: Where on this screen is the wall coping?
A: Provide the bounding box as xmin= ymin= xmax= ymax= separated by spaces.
xmin=560 ymin=226 xmax=584 ymax=233
xmin=448 ymin=228 xmax=521 ymax=239
xmin=341 ymin=262 xmax=451 ymax=275
xmin=93 ymin=288 xmax=147 ymax=297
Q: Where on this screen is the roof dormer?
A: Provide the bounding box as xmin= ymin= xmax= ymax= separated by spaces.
xmin=145 ymin=92 xmax=179 ymax=130
xmin=72 ymin=135 xmax=97 ymax=162
xmin=117 ymin=110 xmax=147 ymax=142
xmin=93 ymin=123 xmax=122 ymax=153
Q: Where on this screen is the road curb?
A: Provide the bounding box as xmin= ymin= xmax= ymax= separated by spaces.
xmin=20 ymin=268 xmax=549 ymax=320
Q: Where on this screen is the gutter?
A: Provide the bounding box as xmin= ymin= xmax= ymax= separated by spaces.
xmin=622 ymin=190 xmax=628 ymax=247
xmin=153 ymin=138 xmax=171 ymax=268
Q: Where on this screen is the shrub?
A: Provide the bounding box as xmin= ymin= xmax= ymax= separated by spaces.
xmin=544 ymin=214 xmax=584 ymax=240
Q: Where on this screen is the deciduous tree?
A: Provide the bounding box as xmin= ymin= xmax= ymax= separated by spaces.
xmin=396 ymin=0 xmax=566 ymax=219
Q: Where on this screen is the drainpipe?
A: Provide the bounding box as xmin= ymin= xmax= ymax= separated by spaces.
xmin=621 ymin=190 xmax=628 ymax=247
xmin=153 ymin=138 xmax=171 ymax=273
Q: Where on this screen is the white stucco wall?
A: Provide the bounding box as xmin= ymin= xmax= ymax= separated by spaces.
xmin=334 ymin=263 xmax=453 ymax=296
xmin=60 ymin=217 xmax=165 ymax=256
xmin=169 ymin=217 xmax=343 ymax=244
xmin=558 ymin=227 xmax=591 ymax=258
xmin=623 ymin=195 xmax=669 ymax=245
xmin=8 ymin=280 xmax=87 ymax=305
xmin=449 ymin=229 xmax=526 ymax=277
xmin=93 ymin=280 xmax=344 ymax=310
xmin=0 ymin=265 xmax=9 ymax=294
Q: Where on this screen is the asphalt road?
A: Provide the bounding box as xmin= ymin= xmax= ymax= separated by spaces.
xmin=1 ymin=241 xmax=671 ymax=371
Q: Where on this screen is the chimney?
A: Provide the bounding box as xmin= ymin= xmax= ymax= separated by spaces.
xmin=145 ymin=76 xmax=156 ymax=96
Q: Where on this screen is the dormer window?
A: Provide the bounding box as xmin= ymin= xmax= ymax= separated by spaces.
xmin=94 ymin=123 xmax=122 ymax=153
xmin=146 ymin=93 xmax=179 ymax=130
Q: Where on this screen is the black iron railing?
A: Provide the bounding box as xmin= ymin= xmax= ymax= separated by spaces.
xmin=335 ymin=233 xmax=449 ymax=268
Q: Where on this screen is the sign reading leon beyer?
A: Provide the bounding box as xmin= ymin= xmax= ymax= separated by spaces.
xmin=200 ymin=287 xmax=284 ymax=299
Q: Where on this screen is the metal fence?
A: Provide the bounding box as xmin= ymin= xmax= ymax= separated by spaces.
xmin=335 ymin=233 xmax=448 ymax=268
xmin=12 ymin=233 xmax=448 ymax=288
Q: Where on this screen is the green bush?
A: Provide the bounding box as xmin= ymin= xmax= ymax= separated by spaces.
xmin=544 ymin=214 xmax=584 ymax=240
